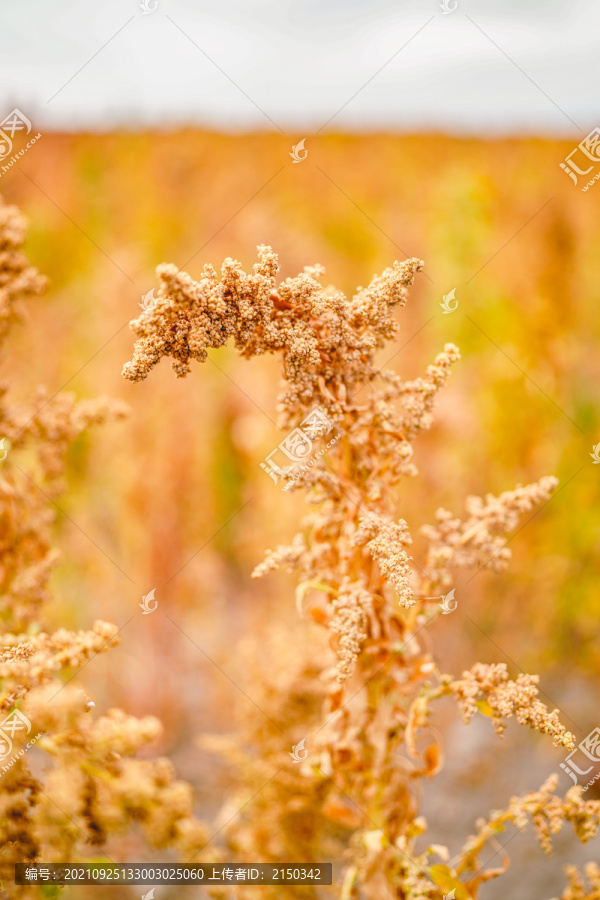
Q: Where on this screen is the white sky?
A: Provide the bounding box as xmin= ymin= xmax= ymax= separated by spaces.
xmin=0 ymin=0 xmax=597 ymax=136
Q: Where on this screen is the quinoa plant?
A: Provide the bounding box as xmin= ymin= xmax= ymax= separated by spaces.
xmin=123 ymin=246 xmax=600 ymax=899
xmin=0 ymin=199 xmax=210 ymax=898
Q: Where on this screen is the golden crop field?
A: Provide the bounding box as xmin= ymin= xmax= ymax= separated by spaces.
xmin=1 ymin=129 xmax=599 ymax=899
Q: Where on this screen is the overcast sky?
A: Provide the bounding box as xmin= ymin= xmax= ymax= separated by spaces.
xmin=0 ymin=0 xmax=597 ymax=136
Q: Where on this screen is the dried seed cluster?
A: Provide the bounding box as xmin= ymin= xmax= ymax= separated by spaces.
xmin=440 ymin=662 xmax=574 ymax=747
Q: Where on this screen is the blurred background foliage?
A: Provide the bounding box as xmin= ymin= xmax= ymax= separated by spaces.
xmin=1 ymin=130 xmax=598 ymax=839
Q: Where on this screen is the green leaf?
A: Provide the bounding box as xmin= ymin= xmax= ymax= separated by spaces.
xmin=427 ymin=865 xmax=471 ymax=899
xmin=476 ymin=698 xmax=495 ymax=718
